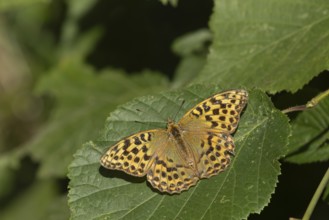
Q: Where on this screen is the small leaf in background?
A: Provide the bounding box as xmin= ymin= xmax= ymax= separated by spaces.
xmin=172 ymin=29 xmax=211 ymax=57
xmin=159 ymin=0 xmax=178 ymax=7
xmin=0 ymin=147 xmax=28 ymax=200
xmin=285 ymin=95 xmax=329 ymax=164
xmin=61 ymin=0 xmax=100 ymax=52
xmin=26 ymin=61 xmax=168 ymax=178
xmin=68 ymin=86 xmax=290 ymax=220
xmin=67 ymin=0 xmax=98 ymax=19
xmin=198 ymin=0 xmax=329 ymax=93
xmin=171 ymin=29 xmax=211 ymax=88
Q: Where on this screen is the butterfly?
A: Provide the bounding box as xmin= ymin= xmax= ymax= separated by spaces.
xmin=100 ymin=89 xmax=248 ymax=194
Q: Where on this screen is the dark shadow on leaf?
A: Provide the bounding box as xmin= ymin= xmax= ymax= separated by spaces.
xmin=99 ymin=166 xmax=173 ymax=195
xmin=99 ymin=166 xmax=145 ymax=184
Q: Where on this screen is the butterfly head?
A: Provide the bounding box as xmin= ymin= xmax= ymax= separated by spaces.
xmin=166 ymin=118 xmax=182 ymax=137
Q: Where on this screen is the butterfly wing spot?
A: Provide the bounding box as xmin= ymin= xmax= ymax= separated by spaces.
xmin=100 ymin=131 xmax=157 ymax=177
xmin=202 ymin=102 xmax=211 ymax=112
xmin=213 ymin=109 xmax=219 ymax=115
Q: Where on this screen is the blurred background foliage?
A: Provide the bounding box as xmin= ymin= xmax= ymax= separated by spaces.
xmin=0 ymin=0 xmax=328 ymax=219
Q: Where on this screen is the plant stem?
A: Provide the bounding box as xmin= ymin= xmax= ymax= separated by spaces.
xmin=302 ymin=167 xmax=329 ymax=220
xmin=306 ymin=89 xmax=329 ymax=108
xmin=281 ymin=105 xmax=307 ymax=114
xmin=282 ymin=89 xmax=329 ymax=114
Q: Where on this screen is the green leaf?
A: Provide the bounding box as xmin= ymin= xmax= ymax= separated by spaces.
xmin=68 ymin=85 xmax=290 ymax=220
xmin=26 ymin=61 xmax=168 ymax=178
xmin=159 ymin=0 xmax=178 ymax=7
xmin=67 ymin=0 xmax=98 ymax=19
xmin=172 ymin=55 xmax=206 ymax=89
xmin=171 ymin=29 xmax=210 ymax=88
xmin=172 ymin=29 xmax=211 ymax=57
xmin=1 ymin=3 xmax=56 ymax=70
xmin=60 ymin=28 xmax=103 ymax=63
xmin=197 ymin=0 xmax=329 ymax=93
xmin=285 ymin=95 xmax=329 ymax=164
xmin=60 ymin=0 xmax=100 ymax=53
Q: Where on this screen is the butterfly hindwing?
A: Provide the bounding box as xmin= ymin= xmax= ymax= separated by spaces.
xmin=146 ymin=142 xmax=199 ymax=194
xmin=183 ymin=131 xmax=235 ymax=179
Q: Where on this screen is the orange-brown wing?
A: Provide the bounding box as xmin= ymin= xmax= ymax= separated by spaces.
xmin=179 ymin=89 xmax=248 ymax=133
xmin=101 ymin=128 xmax=199 ymax=194
xmin=146 ymin=139 xmax=199 ymax=194
xmin=100 ymin=129 xmax=168 ymax=177
xmin=181 ymin=130 xmax=235 ymax=179
xmin=177 ymin=89 xmax=247 ymax=179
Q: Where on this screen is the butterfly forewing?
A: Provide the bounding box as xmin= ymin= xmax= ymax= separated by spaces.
xmin=179 ymin=89 xmax=248 ymax=133
xmin=100 ymin=129 xmax=167 ymax=177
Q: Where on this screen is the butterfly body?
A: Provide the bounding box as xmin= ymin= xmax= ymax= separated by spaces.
xmin=101 ymin=89 xmax=248 ymax=194
xmin=166 ymin=120 xmax=197 ymax=170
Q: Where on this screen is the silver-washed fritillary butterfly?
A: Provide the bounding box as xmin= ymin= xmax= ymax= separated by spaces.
xmin=100 ymin=89 xmax=248 ymax=194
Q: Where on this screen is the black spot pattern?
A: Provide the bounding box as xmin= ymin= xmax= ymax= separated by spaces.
xmin=205 ymin=115 xmax=212 ymax=121
xmin=140 ymin=133 xmax=146 ymax=142
xmin=144 ymin=154 xmax=151 ymax=161
xmin=134 ymin=137 xmax=142 ymax=145
xmin=196 ymin=106 xmax=203 ymax=115
xmin=142 ymin=145 xmax=148 ymax=153
xmin=213 ymin=109 xmax=219 ymax=115
xmin=123 ymin=140 xmax=130 ymax=150
xmin=203 ymin=102 xmax=211 ymax=112
xmin=219 ymin=116 xmax=226 ymax=121
xmin=147 ymin=155 xmax=199 ymax=194
xmin=131 ymin=148 xmax=139 ymax=154
xmin=211 ymin=121 xmax=218 ymax=128
xmin=196 ymin=131 xmax=236 ymax=178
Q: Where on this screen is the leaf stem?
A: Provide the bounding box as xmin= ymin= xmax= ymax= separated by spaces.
xmin=306 ymin=89 xmax=329 ymax=108
xmin=281 ymin=105 xmax=307 ymax=114
xmin=302 ymin=167 xmax=329 ymax=220
xmin=282 ymin=89 xmax=329 ymax=114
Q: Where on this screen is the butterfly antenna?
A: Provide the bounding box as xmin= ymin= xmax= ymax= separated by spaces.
xmin=173 ymin=100 xmax=185 ymax=121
